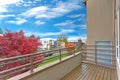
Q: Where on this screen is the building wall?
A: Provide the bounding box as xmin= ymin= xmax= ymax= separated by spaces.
xmin=60 ymin=42 xmax=65 ymax=48
xmin=86 ymin=0 xmax=115 ymax=45
xmin=116 ymin=0 xmax=120 ymax=79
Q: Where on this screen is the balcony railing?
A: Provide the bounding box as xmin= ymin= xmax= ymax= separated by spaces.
xmin=0 ymin=46 xmax=80 ymax=80
xmin=82 ymin=45 xmax=116 ymax=68
xmin=0 ymin=45 xmax=116 ymax=80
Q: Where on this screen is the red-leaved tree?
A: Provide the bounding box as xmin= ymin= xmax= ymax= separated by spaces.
xmin=0 ymin=30 xmax=41 ymax=57
xmin=0 ymin=30 xmax=43 ymax=79
xmin=66 ymin=43 xmax=76 ymax=52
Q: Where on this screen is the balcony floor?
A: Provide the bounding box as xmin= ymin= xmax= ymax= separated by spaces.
xmin=62 ymin=63 xmax=117 ymax=80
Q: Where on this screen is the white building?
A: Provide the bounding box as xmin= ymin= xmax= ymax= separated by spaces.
xmin=38 ymin=40 xmax=50 ymax=51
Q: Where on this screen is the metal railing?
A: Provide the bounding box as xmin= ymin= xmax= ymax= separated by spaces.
xmin=81 ymin=45 xmax=116 ymax=68
xmin=0 ymin=47 xmax=80 ymax=80
xmin=0 ymin=44 xmax=116 ymax=79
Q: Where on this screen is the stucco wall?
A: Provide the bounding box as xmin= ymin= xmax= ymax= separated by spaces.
xmin=116 ymin=0 xmax=120 ymax=79
xmin=20 ymin=54 xmax=81 ymax=80
xmin=86 ymin=0 xmax=114 ymax=45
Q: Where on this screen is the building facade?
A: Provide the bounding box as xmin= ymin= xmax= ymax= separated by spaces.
xmin=83 ymin=0 xmax=120 ymax=79
xmin=115 ymin=0 xmax=120 ymax=79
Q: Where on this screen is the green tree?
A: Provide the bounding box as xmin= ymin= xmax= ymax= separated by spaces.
xmin=0 ymin=28 xmax=3 ymax=34
xmin=77 ymin=38 xmax=82 ymax=49
xmin=57 ymin=34 xmax=68 ymax=44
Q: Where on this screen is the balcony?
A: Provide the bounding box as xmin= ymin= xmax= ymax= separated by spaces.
xmin=62 ymin=63 xmax=117 ymax=80
xmin=0 ymin=45 xmax=118 ymax=80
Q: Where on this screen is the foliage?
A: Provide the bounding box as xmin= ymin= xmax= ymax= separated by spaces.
xmin=0 ymin=28 xmax=3 ymax=34
xmin=66 ymin=43 xmax=76 ymax=52
xmin=0 ymin=30 xmax=43 ymax=79
xmin=0 ymin=30 xmax=41 ymax=57
xmin=77 ymin=38 xmax=83 ymax=49
xmin=57 ymin=34 xmax=68 ymax=44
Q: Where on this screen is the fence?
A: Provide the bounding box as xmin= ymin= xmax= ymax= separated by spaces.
xmin=0 ymin=46 xmax=80 ymax=80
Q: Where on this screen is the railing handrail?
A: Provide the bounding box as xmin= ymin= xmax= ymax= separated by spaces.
xmin=0 ymin=47 xmax=74 ymax=62
xmin=82 ymin=45 xmax=116 ymax=68
xmin=0 ymin=46 xmax=78 ymax=79
xmin=85 ymin=45 xmax=115 ymax=47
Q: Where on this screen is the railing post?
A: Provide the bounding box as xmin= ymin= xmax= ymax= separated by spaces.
xmin=95 ymin=45 xmax=97 ymax=65
xmin=30 ymin=55 xmax=34 ymax=73
xmin=81 ymin=46 xmax=83 ymax=61
xmin=81 ymin=45 xmax=86 ymax=61
xmin=59 ymin=49 xmax=62 ymax=61
xmin=74 ymin=46 xmax=76 ymax=56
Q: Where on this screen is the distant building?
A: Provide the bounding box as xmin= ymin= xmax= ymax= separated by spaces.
xmin=49 ymin=40 xmax=55 ymax=49
xmin=38 ymin=39 xmax=58 ymax=51
xmin=54 ymin=41 xmax=58 ymax=49
xmin=38 ymin=40 xmax=50 ymax=51
xmin=60 ymin=42 xmax=66 ymax=48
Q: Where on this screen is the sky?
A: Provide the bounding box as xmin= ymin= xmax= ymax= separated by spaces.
xmin=0 ymin=0 xmax=86 ymax=41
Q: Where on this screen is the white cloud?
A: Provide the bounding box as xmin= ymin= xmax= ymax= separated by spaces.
xmin=0 ymin=6 xmax=7 ymax=13
xmin=68 ymin=35 xmax=87 ymax=42
xmin=6 ymin=17 xmax=27 ymax=25
xmin=79 ymin=24 xmax=86 ymax=29
xmin=20 ymin=6 xmax=48 ymax=17
xmin=0 ymin=0 xmax=23 ymax=13
xmin=60 ymin=29 xmax=74 ymax=33
xmin=54 ymin=20 xmax=74 ymax=26
xmin=54 ymin=20 xmax=80 ymax=28
xmin=35 ymin=20 xmax=45 ymax=25
xmin=25 ymin=29 xmax=75 ymax=37
xmin=41 ymin=38 xmax=56 ymax=41
xmin=55 ymin=20 xmax=86 ymax=29
xmin=23 ymin=3 xmax=30 ymax=7
xmin=0 ymin=0 xmax=22 ymax=5
xmin=68 ymin=14 xmax=85 ymax=18
xmin=22 ymin=1 xmax=35 ymax=7
xmin=20 ymin=0 xmax=82 ymax=19
xmin=0 ymin=14 xmax=15 ymax=20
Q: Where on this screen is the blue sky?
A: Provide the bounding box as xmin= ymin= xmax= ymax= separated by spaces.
xmin=0 ymin=0 xmax=86 ymax=41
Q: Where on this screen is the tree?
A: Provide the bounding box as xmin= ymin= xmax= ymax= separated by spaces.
xmin=0 ymin=28 xmax=3 ymax=34
xmin=57 ymin=34 xmax=68 ymax=44
xmin=0 ymin=30 xmax=43 ymax=78
xmin=0 ymin=30 xmax=42 ymax=57
xmin=78 ymin=38 xmax=82 ymax=46
xmin=66 ymin=43 xmax=76 ymax=52
xmin=78 ymin=38 xmax=82 ymax=48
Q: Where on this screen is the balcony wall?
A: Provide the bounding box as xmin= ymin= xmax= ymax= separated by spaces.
xmin=86 ymin=0 xmax=115 ymax=45
xmin=18 ymin=54 xmax=81 ymax=80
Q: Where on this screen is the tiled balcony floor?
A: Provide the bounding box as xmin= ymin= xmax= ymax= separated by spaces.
xmin=62 ymin=63 xmax=117 ymax=80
